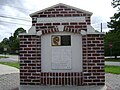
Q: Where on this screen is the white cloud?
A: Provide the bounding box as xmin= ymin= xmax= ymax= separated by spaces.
xmin=0 ymin=0 xmax=116 ymax=41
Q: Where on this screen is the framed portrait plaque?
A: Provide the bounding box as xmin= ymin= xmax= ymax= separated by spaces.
xmin=52 ymin=36 xmax=61 ymax=46
xmin=51 ymin=35 xmax=71 ymax=46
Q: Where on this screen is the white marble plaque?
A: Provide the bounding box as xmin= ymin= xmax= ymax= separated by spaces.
xmin=52 ymin=47 xmax=72 ymax=69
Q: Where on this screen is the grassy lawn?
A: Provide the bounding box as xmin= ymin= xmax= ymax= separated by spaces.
xmin=0 ymin=62 xmax=119 ymax=74
xmin=105 ymin=58 xmax=120 ymax=62
xmin=0 ymin=56 xmax=9 ymax=59
xmin=0 ymin=62 xmax=19 ymax=69
xmin=0 ymin=61 xmax=120 ymax=74
xmin=105 ymin=65 xmax=120 ymax=74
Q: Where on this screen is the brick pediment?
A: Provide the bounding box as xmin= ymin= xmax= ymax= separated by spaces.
xmin=30 ymin=3 xmax=92 ymax=18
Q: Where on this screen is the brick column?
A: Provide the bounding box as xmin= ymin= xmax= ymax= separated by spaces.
xmin=19 ymin=35 xmax=41 ymax=85
xmin=82 ymin=34 xmax=105 ymax=85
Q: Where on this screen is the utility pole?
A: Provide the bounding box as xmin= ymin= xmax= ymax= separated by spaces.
xmin=101 ymin=23 xmax=102 ymax=32
xmin=11 ymin=33 xmax=12 ymax=36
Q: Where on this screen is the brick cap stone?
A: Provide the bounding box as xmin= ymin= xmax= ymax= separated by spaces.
xmin=19 ymin=33 xmax=37 ymax=36
xmin=87 ymin=32 xmax=105 ymax=35
xmin=19 ymin=26 xmax=38 ymax=36
xmin=19 ymin=85 xmax=107 ymax=90
xmin=28 ymin=26 xmax=36 ymax=34
xmin=81 ymin=31 xmax=105 ymax=35
xmin=80 ymin=25 xmax=105 ymax=35
xmin=37 ymin=17 xmax=85 ymax=23
xmin=87 ymin=25 xmax=95 ymax=33
xmin=58 ymin=25 xmax=64 ymax=31
xmin=37 ymin=31 xmax=42 ymax=36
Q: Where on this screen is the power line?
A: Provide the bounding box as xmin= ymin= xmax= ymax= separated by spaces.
xmin=0 ymin=3 xmax=34 ymax=12
xmin=0 ymin=15 xmax=31 ymax=22
xmin=0 ymin=3 xmax=35 ymax=23
xmin=0 ymin=20 xmax=31 ymax=26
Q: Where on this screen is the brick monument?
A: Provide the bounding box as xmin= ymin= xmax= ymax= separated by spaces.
xmin=19 ymin=3 xmax=105 ymax=90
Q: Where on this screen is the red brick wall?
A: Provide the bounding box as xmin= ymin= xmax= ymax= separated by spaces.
xmin=82 ymin=34 xmax=105 ymax=85
xmin=19 ymin=35 xmax=41 ymax=85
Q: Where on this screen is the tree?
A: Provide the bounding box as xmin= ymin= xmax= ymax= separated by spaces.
xmin=0 ymin=27 xmax=26 ymax=54
xmin=9 ymin=27 xmax=26 ymax=54
xmin=9 ymin=36 xmax=18 ymax=54
xmin=111 ymin=0 xmax=120 ymax=9
xmin=107 ymin=0 xmax=120 ymax=31
xmin=1 ymin=38 xmax=9 ymax=45
xmin=107 ymin=12 xmax=120 ymax=30
xmin=104 ymin=30 xmax=120 ymax=58
xmin=13 ymin=27 xmax=26 ymax=38
xmin=105 ymin=0 xmax=120 ymax=58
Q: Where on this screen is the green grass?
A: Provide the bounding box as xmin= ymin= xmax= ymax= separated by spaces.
xmin=0 ymin=56 xmax=9 ymax=59
xmin=105 ymin=58 xmax=120 ymax=62
xmin=0 ymin=62 xmax=19 ymax=69
xmin=0 ymin=61 xmax=120 ymax=74
xmin=105 ymin=65 xmax=120 ymax=74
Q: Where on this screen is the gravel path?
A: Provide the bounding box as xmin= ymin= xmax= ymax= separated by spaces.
xmin=0 ymin=73 xmax=19 ymax=90
xmin=106 ymin=73 xmax=120 ymax=90
xmin=0 ymin=73 xmax=120 ymax=90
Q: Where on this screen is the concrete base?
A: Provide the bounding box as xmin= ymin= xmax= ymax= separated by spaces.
xmin=19 ymin=85 xmax=107 ymax=90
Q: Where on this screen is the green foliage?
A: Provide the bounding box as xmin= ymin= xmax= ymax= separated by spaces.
xmin=104 ymin=30 xmax=120 ymax=56
xmin=0 ymin=27 xmax=26 ymax=54
xmin=13 ymin=27 xmax=26 ymax=38
xmin=107 ymin=12 xmax=120 ymax=30
xmin=0 ymin=56 xmax=9 ymax=59
xmin=105 ymin=0 xmax=120 ymax=57
xmin=105 ymin=65 xmax=120 ymax=74
xmin=0 ymin=40 xmax=11 ymax=54
xmin=0 ymin=62 xmax=19 ymax=69
xmin=108 ymin=0 xmax=120 ymax=31
xmin=111 ymin=0 xmax=120 ymax=9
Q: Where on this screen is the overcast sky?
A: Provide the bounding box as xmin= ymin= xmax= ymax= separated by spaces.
xmin=0 ymin=0 xmax=116 ymax=41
